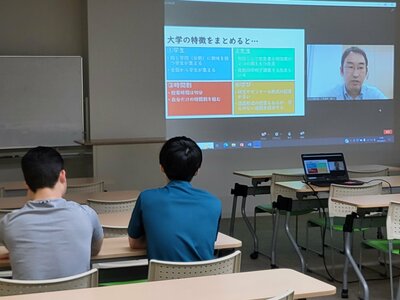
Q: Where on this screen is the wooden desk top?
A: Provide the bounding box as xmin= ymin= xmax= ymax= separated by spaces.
xmin=94 ymin=236 xmax=146 ymax=259
xmin=0 ymin=269 xmax=335 ymax=300
xmin=94 ymin=233 xmax=241 ymax=259
xmin=351 ymin=175 xmax=400 ymax=187
xmin=275 ymin=181 xmax=329 ymax=193
xmin=234 ymin=165 xmax=400 ymax=180
xmin=0 ymin=237 xmax=144 ymax=266
xmin=0 ymin=233 xmax=241 ymax=267
xmin=0 ymin=190 xmax=140 ymax=210
xmin=234 ymin=168 xmax=304 ymax=179
xmin=98 ymin=212 xmax=131 ymax=226
xmin=0 ymin=177 xmax=97 ymax=191
xmin=331 ymin=194 xmax=400 ymax=209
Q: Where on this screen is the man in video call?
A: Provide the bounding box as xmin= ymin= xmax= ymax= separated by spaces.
xmin=327 ymin=46 xmax=387 ymax=100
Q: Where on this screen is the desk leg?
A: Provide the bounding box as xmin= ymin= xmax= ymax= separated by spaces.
xmin=271 ymin=211 xmax=279 ymax=268
xmin=230 ymin=183 xmax=270 ymax=259
xmin=342 ymin=241 xmax=349 ymax=298
xmin=240 ymin=195 xmax=259 ymax=259
xmin=229 ymin=194 xmax=238 ymax=236
xmin=284 ymin=211 xmax=306 ymax=273
xmin=342 ymin=232 xmax=369 ymax=300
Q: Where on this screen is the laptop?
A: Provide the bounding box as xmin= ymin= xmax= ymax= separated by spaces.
xmin=301 ymin=153 xmax=364 ymax=187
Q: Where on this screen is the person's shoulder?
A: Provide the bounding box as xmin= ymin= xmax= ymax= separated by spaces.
xmin=1 ymin=204 xmax=32 ymax=223
xmin=0 ymin=211 xmax=12 ymax=227
xmin=64 ymin=200 xmax=98 ymax=216
xmin=363 ymin=84 xmax=387 ymax=99
xmin=62 ymin=199 xmax=84 ymax=209
xmin=328 ymin=84 xmax=343 ymax=94
xmin=191 ymin=185 xmax=221 ymax=205
xmin=325 ymin=84 xmax=345 ymax=99
xmin=310 ymin=84 xmax=344 ymax=101
xmin=135 ymin=186 xmax=169 ymax=206
xmin=0 ymin=205 xmax=34 ymax=228
xmin=138 ymin=186 xmax=166 ymax=198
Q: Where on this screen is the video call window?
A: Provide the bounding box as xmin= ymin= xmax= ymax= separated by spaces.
xmin=307 ymin=45 xmax=394 ymax=101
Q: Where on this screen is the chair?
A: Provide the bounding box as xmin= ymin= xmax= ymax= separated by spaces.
xmin=348 ymin=168 xmax=390 ymax=244
xmin=306 ymin=182 xmax=383 ymax=270
xmin=0 ymin=268 xmax=98 ymax=296
xmin=360 ymin=201 xmax=400 ymax=300
xmin=267 ymin=289 xmax=295 ymax=300
xmin=348 ymin=168 xmax=389 ymax=178
xmin=87 ymin=198 xmax=136 ymax=214
xmin=66 ymin=181 xmax=105 ymax=193
xmin=95 ymin=224 xmax=141 ymax=278
xmin=253 ymin=173 xmax=313 ymax=255
xmin=148 ymin=250 xmax=241 ymax=281
xmin=102 ymin=225 xmax=128 ymax=238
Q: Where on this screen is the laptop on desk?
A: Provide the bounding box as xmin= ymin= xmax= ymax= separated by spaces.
xmin=301 ymin=153 xmax=364 ymax=187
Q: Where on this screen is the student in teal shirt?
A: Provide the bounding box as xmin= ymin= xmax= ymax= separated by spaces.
xmin=128 ymin=136 xmax=222 ymax=261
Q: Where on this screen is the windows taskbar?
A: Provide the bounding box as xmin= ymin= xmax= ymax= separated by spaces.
xmin=197 ymin=135 xmax=394 ymax=150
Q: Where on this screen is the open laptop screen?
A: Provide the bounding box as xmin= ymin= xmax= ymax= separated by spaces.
xmin=301 ymin=153 xmax=349 ymax=184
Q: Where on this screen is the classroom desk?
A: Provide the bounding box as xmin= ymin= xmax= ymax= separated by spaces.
xmin=330 ymin=194 xmax=399 ymax=300
xmin=230 ymin=165 xmax=399 ymax=258
xmin=0 ymin=237 xmax=147 ymax=268
xmin=0 ymin=233 xmax=241 ymax=268
xmin=0 ymin=268 xmax=336 ymax=300
xmin=234 ymin=165 xmax=400 ymax=182
xmin=271 ymin=176 xmax=400 ymax=273
xmin=277 ymin=175 xmax=400 ymax=195
xmin=0 ymin=190 xmax=140 ymax=210
xmin=97 ymin=213 xmax=242 ymax=249
xmin=0 ymin=177 xmax=97 ymax=194
xmin=96 ymin=212 xmax=242 ymax=250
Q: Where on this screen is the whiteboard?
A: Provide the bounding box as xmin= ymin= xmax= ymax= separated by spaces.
xmin=0 ymin=56 xmax=84 ymax=148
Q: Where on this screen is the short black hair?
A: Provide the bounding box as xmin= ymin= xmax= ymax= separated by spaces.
xmin=159 ymin=136 xmax=202 ymax=182
xmin=21 ymin=146 xmax=64 ymax=192
xmin=341 ymin=46 xmax=368 ymax=68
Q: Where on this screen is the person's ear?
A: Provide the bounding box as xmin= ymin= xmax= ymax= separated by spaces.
xmin=59 ymin=169 xmax=66 ymax=184
xmin=160 ymin=165 xmax=165 ymax=174
xmin=340 ymin=66 xmax=344 ymax=77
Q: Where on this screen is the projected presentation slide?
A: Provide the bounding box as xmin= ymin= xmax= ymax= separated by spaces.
xmin=165 ymin=0 xmax=397 ymax=150
xmin=307 ymin=44 xmax=394 ymax=101
xmin=165 ymin=26 xmax=305 ymax=119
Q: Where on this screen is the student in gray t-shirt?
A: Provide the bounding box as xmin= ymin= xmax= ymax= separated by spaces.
xmin=0 ymin=147 xmax=104 ymax=280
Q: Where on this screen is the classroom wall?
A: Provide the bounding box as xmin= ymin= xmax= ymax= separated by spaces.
xmin=0 ymin=0 xmax=399 ymax=217
xmin=87 ymin=0 xmax=165 ymax=140
xmin=0 ymin=0 xmax=84 ymax=56
xmin=0 ymin=0 xmax=92 ymax=181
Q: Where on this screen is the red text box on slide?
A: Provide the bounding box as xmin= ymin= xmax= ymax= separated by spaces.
xmin=167 ymin=82 xmax=232 ymax=117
